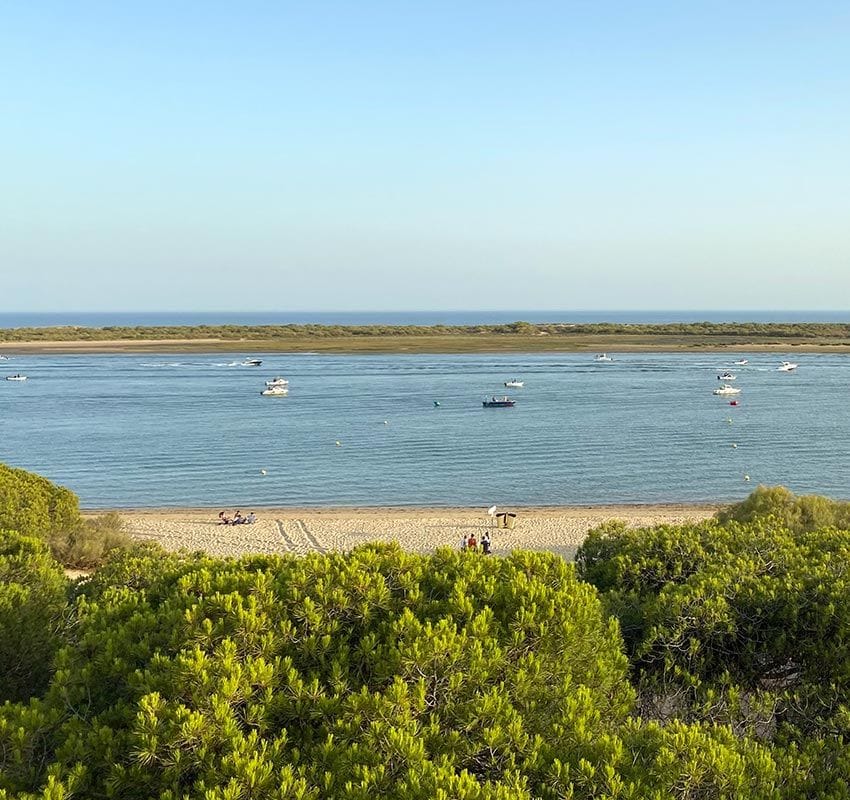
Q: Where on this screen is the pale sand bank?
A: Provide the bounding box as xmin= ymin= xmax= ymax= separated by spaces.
xmin=101 ymin=505 xmax=720 ymax=560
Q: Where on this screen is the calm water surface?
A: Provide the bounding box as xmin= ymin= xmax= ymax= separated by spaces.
xmin=1 ymin=352 xmax=847 ymax=507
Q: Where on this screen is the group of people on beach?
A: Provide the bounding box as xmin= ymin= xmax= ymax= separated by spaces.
xmin=218 ymin=510 xmax=257 ymax=526
xmin=461 ymin=532 xmax=492 ymax=554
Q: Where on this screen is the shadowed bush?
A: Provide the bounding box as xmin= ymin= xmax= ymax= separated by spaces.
xmin=0 ymin=531 xmax=69 ymax=703
xmin=48 ymin=511 xmax=132 ymax=568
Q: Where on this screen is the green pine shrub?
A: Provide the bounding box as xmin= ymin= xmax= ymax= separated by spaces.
xmin=0 ymin=530 xmax=69 ymax=703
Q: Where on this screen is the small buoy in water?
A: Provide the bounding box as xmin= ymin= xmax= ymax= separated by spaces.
xmin=726 ymin=418 xmax=733 ymax=424
xmin=744 ymin=474 xmax=751 ymax=481
xmin=260 ymin=469 xmax=267 ymax=475
xmin=384 ymin=420 xmax=389 ymax=425
xmin=729 ymin=400 xmax=739 ymax=406
xmin=335 ymin=441 xmax=341 ymax=447
xmin=731 ymin=443 xmax=737 ymax=449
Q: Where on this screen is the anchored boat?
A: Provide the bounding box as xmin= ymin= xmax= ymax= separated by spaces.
xmin=483 ymin=396 xmax=516 ymax=408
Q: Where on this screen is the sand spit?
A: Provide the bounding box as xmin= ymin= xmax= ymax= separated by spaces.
xmin=103 ymin=505 xmax=719 ymax=560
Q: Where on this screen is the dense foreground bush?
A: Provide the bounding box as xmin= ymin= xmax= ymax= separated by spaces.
xmin=0 ymin=463 xmax=129 ymax=566
xmin=0 ymin=543 xmax=782 ymax=799
xmin=717 ymin=484 xmax=850 ymax=532
xmin=0 ymin=531 xmax=69 ymax=703
xmin=6 ymin=474 xmax=850 ymax=798
xmin=577 ymin=510 xmax=850 ymax=797
xmin=0 ymin=463 xmax=81 ymax=539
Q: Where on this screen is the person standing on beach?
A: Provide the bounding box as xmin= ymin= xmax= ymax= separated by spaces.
xmin=481 ymin=532 xmax=491 ymax=555
xmin=467 ymin=534 xmax=478 ymax=552
xmin=460 ymin=534 xmax=468 ymax=552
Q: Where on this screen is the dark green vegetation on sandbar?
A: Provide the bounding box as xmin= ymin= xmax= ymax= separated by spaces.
xmin=4 ymin=321 xmax=850 ymax=353
xmin=5 ymin=465 xmax=850 ymax=798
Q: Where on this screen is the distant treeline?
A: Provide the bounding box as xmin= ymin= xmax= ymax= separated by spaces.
xmin=4 ymin=321 xmax=850 ymax=341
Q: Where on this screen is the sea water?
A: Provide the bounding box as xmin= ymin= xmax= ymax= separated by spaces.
xmin=0 ymin=352 xmax=846 ymax=507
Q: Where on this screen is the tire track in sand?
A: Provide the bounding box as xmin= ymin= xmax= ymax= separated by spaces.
xmin=295 ymin=519 xmax=327 ymax=553
xmin=275 ymin=520 xmax=296 ymax=552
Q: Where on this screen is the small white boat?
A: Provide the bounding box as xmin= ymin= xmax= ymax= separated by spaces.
xmin=265 ymin=377 xmax=289 ymax=387
xmin=504 ymin=380 xmax=524 ymax=388
xmin=594 ymin=354 xmax=614 ymax=362
xmin=713 ymin=384 xmax=741 ymax=396
xmin=777 ymin=361 xmax=798 ymax=372
xmin=5 ymin=374 xmax=27 ymax=381
xmin=242 ymin=358 xmax=263 ymax=367
xmin=0 ymin=355 xmax=9 ymax=360
xmin=733 ymin=359 xmax=748 ymax=366
xmin=717 ymin=372 xmax=736 ymax=381
xmin=261 ymin=385 xmax=288 ymax=396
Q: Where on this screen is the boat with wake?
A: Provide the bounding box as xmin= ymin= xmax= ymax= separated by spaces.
xmin=504 ymin=379 xmax=524 ymax=388
xmin=483 ymin=396 xmax=516 ymax=408
xmin=261 ymin=385 xmax=289 ymax=396
xmin=265 ymin=377 xmax=289 ymax=387
xmin=733 ymin=359 xmax=748 ymax=366
xmin=713 ymin=384 xmax=741 ymax=396
xmin=242 ymin=358 xmax=263 ymax=367
xmin=594 ymin=354 xmax=613 ymax=362
xmin=777 ymin=361 xmax=798 ymax=372
xmin=717 ymin=372 xmax=736 ymax=381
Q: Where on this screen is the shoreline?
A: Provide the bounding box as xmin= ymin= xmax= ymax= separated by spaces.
xmin=5 ymin=337 xmax=850 ymax=355
xmin=85 ymin=502 xmax=721 ymax=515
xmin=98 ymin=503 xmax=720 ymax=560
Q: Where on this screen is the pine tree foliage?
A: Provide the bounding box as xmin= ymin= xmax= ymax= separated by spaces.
xmin=0 ymin=531 xmax=69 ymax=703
xmin=0 ymin=543 xmax=780 ymax=799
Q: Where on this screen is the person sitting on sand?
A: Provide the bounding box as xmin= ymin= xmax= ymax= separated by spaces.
xmin=218 ymin=511 xmax=233 ymax=525
xmin=246 ymin=512 xmax=256 ymax=524
xmin=233 ymin=511 xmax=243 ymax=525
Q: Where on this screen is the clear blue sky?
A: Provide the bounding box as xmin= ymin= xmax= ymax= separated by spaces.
xmin=2 ymin=1 xmax=848 ymax=311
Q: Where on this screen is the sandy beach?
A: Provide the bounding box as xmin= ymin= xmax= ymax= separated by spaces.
xmin=4 ymin=337 xmax=850 ymax=355
xmin=103 ymin=505 xmax=720 ymax=560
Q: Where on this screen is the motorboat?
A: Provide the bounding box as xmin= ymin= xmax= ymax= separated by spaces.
xmin=265 ymin=377 xmax=289 ymax=387
xmin=777 ymin=361 xmax=798 ymax=372
xmin=483 ymin=396 xmax=516 ymax=408
xmin=261 ymin=385 xmax=288 ymax=396
xmin=242 ymin=358 xmax=263 ymax=367
xmin=717 ymin=372 xmax=736 ymax=381
xmin=594 ymin=354 xmax=614 ymax=362
xmin=504 ymin=379 xmax=524 ymax=388
xmin=5 ymin=374 xmax=27 ymax=381
xmin=713 ymin=384 xmax=741 ymax=396
xmin=0 ymin=355 xmax=8 ymax=360
xmin=733 ymin=359 xmax=748 ymax=366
